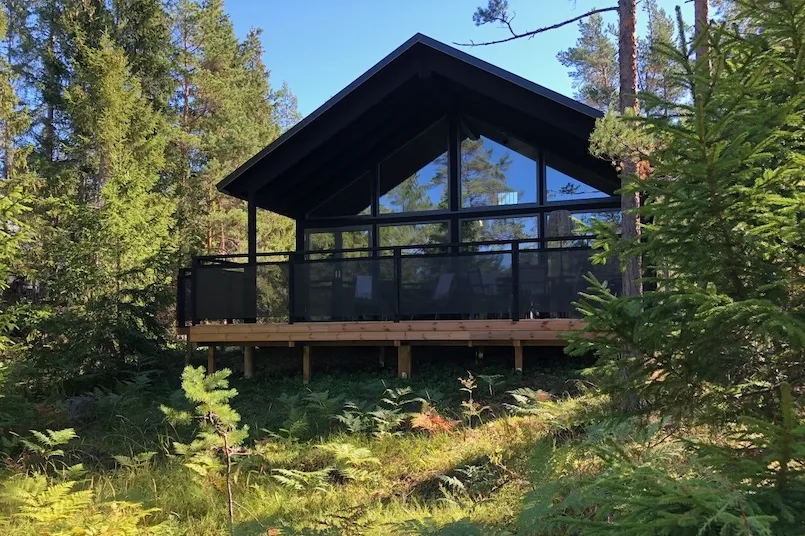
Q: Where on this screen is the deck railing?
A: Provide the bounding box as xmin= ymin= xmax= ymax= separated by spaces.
xmin=177 ymin=236 xmax=622 ymax=326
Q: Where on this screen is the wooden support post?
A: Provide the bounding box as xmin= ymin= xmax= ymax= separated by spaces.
xmin=184 ymin=341 xmax=195 ymax=367
xmin=378 ymin=346 xmax=386 ymax=368
xmin=207 ymin=346 xmax=215 ymax=374
xmin=244 ymin=346 xmax=254 ymax=379
xmin=514 ymin=342 xmax=523 ymax=372
xmin=302 ymin=345 xmax=311 ymax=384
xmin=397 ymin=345 xmax=412 ymax=380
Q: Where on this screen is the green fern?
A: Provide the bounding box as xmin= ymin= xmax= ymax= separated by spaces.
xmin=18 ymin=428 xmax=77 ymax=473
xmin=113 ymin=451 xmax=157 ymax=471
xmin=0 ymin=465 xmax=174 ymax=535
xmin=272 ymin=467 xmax=332 ymax=492
xmin=367 ymin=407 xmax=406 ymax=437
xmin=20 ymin=428 xmax=76 ymax=458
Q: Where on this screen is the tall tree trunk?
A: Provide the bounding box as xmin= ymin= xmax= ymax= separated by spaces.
xmin=223 ymin=430 xmax=235 ymax=526
xmin=695 ymin=0 xmax=710 ymax=62
xmin=2 ymin=121 xmax=12 ymax=181
xmin=179 ymin=14 xmax=193 ymax=265
xmin=220 ymin=223 xmax=225 ymax=254
xmin=4 ymin=24 xmax=14 ymax=181
xmin=44 ymin=12 xmax=57 ymax=164
xmin=618 ymin=0 xmax=641 ymax=297
xmin=45 ymin=103 xmax=54 ymax=162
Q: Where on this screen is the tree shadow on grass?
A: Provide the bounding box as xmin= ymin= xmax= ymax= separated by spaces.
xmin=394 ymin=517 xmax=509 ymax=535
xmin=236 ymin=516 xmax=503 ymax=536
xmin=407 ymin=453 xmax=506 ymax=503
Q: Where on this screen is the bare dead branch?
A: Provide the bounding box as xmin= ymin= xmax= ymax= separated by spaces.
xmin=454 ymin=6 xmax=619 ymax=47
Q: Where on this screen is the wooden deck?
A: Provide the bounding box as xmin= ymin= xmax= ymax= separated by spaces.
xmin=183 ymin=319 xmax=585 ymax=381
xmin=185 ymin=319 xmax=582 ymax=346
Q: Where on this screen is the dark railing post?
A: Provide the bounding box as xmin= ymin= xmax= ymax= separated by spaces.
xmin=287 ymin=253 xmax=296 ymax=324
xmin=511 ymin=241 xmax=520 ymax=322
xmin=246 ymin=191 xmax=258 ymax=323
xmin=394 ymin=247 xmax=402 ymax=323
xmin=190 ymin=257 xmax=199 ymax=325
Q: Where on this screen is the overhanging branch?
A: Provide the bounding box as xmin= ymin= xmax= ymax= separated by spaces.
xmin=454 ymin=5 xmax=619 ymax=47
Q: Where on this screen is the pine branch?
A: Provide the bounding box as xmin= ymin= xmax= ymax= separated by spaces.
xmin=454 ymin=6 xmax=619 ymax=47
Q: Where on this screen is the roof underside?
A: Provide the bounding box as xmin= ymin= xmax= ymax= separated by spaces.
xmin=218 ymin=34 xmax=619 ymax=219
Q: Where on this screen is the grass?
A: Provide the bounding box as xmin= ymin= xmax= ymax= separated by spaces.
xmin=0 ymin=348 xmax=605 ymax=535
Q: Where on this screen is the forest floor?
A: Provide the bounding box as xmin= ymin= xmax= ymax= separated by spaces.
xmin=0 ymin=347 xmax=615 ymax=535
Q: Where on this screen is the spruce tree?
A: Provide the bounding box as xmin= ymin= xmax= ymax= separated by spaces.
xmin=26 ymin=16 xmax=175 ymax=379
xmin=0 ymin=5 xmax=34 ymax=352
xmin=0 ymin=0 xmax=298 ymax=387
xmin=63 ymin=33 xmax=173 ymax=298
xmin=570 ymin=0 xmax=805 ymax=424
xmin=108 ymin=0 xmax=175 ymax=110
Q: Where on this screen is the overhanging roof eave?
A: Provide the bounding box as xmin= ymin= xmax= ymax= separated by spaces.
xmin=216 ymin=33 xmax=430 ymax=196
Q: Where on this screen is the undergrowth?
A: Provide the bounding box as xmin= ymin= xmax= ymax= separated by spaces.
xmin=1 ymin=357 xmax=801 ymax=535
xmin=0 ymin=358 xmax=600 ymax=535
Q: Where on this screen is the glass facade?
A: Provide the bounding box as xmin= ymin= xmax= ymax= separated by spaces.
xmin=545 ymin=153 xmax=609 ymax=203
xmin=460 ymin=217 xmax=539 ymax=249
xmin=379 ymin=119 xmax=449 ymax=214
xmin=460 ymin=134 xmax=537 ymax=208
xmin=378 ymin=222 xmax=449 ymax=253
xmin=303 ymin=118 xmax=618 ymax=252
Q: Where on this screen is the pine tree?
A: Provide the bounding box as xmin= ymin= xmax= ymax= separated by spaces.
xmin=618 ymin=0 xmax=641 ymax=299
xmin=556 ymin=4 xmax=683 ymax=115
xmin=168 ymin=0 xmax=288 ymax=261
xmin=557 ymin=14 xmax=619 ymax=111
xmin=695 ymin=0 xmax=710 ymax=61
xmin=639 ymin=0 xmax=683 ymax=115
xmin=271 ymin=80 xmax=302 ymax=133
xmin=164 ymin=366 xmax=249 ymax=527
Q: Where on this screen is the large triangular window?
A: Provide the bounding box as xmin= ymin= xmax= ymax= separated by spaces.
xmin=379 ymin=118 xmax=449 ymax=214
xmin=545 ymin=153 xmax=609 ymax=202
xmin=459 ymin=119 xmax=537 ymax=208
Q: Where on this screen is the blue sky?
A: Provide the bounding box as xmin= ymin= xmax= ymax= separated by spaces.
xmin=225 ymin=0 xmax=693 ymax=116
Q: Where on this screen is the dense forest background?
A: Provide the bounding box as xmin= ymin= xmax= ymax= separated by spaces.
xmin=0 ymin=0 xmax=301 ymax=389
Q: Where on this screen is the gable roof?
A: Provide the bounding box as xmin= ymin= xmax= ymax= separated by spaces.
xmin=218 ymin=33 xmax=617 ymax=219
